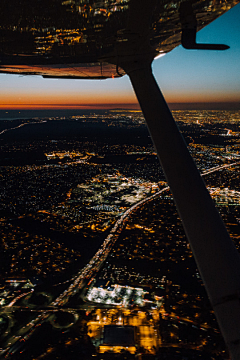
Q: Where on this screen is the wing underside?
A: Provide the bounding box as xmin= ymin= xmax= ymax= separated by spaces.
xmin=0 ymin=0 xmax=239 ymax=79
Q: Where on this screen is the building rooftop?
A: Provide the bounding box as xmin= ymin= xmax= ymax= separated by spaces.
xmin=103 ymin=325 xmax=135 ymax=346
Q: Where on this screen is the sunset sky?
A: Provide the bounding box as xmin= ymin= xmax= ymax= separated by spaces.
xmin=0 ymin=3 xmax=240 ymax=110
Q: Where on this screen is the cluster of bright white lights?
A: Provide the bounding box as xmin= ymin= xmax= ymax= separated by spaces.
xmin=86 ymin=284 xmax=146 ymax=307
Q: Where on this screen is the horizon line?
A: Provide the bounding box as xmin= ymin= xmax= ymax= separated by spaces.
xmin=0 ymin=102 xmax=240 ymax=111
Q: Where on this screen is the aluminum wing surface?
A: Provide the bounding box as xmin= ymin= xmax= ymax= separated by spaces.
xmin=0 ymin=0 xmax=238 ymax=79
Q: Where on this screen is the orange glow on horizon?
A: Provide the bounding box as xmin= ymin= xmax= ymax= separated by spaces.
xmin=1 ymin=75 xmax=240 ymax=111
xmin=0 ymin=89 xmax=240 ymax=111
xmin=0 ymin=103 xmax=141 ymax=110
xmin=0 ymin=86 xmax=138 ymax=108
xmin=1 ymin=90 xmax=240 ymax=110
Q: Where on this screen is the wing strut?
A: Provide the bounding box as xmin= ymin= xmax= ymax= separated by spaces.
xmin=127 ymin=58 xmax=240 ymax=360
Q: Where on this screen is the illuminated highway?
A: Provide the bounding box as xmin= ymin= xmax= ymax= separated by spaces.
xmin=0 ymin=120 xmax=47 ymax=135
xmin=201 ymin=161 xmax=240 ymax=176
xmin=51 ymin=185 xmax=171 ymax=308
xmin=0 ymin=185 xmax=170 ymax=358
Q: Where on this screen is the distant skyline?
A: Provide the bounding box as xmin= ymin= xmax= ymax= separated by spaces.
xmin=0 ymin=3 xmax=240 ymax=110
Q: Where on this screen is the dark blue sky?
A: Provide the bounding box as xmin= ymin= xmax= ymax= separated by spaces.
xmin=0 ymin=3 xmax=240 ymax=109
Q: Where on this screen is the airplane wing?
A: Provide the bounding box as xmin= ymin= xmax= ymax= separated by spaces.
xmin=0 ymin=0 xmax=239 ymax=79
